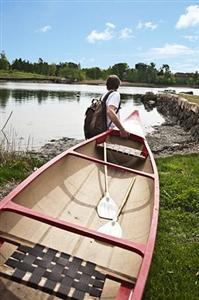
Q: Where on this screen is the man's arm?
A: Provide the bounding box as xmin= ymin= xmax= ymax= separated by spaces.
xmin=107 ymin=105 xmax=129 ymax=138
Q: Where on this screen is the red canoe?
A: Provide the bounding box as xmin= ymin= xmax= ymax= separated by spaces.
xmin=0 ymin=110 xmax=159 ymax=300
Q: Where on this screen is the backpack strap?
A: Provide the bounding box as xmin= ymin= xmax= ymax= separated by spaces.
xmin=102 ymin=90 xmax=121 ymax=128
xmin=101 ymin=90 xmax=115 ymax=103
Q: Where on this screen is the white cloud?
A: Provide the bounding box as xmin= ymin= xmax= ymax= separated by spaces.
xmin=137 ymin=21 xmax=157 ymax=30
xmin=150 ymin=43 xmax=194 ymax=57
xmin=119 ymin=27 xmax=134 ymax=39
xmin=182 ymin=35 xmax=199 ymax=41
xmin=176 ymin=5 xmax=199 ymax=29
xmin=79 ymin=56 xmax=95 ymax=66
xmin=172 ymin=59 xmax=199 ymax=73
xmin=37 ymin=25 xmax=52 ymax=33
xmin=106 ymin=22 xmax=115 ymax=29
xmin=87 ymin=23 xmax=115 ymax=43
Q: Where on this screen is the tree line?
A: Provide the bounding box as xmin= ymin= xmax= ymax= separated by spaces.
xmin=0 ymin=51 xmax=199 ymax=86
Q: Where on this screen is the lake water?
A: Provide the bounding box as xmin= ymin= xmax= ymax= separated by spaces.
xmin=0 ymin=82 xmax=198 ymax=150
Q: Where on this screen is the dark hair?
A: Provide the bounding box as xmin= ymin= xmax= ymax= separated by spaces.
xmin=106 ymin=75 xmax=121 ymax=90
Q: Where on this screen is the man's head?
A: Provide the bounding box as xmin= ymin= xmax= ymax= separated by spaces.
xmin=106 ymin=75 xmax=121 ymax=90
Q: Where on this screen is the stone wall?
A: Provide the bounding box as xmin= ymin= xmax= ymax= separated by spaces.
xmin=141 ymin=92 xmax=199 ymax=141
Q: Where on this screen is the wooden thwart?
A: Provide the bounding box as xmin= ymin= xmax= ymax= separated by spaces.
xmin=97 ymin=143 xmax=146 ymax=159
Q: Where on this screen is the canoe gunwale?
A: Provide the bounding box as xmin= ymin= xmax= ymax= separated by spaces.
xmin=129 ymin=130 xmax=160 ymax=300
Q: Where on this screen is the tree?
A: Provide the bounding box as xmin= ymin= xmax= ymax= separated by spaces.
xmin=68 ymin=62 xmax=79 ymax=69
xmin=125 ymin=68 xmax=137 ymax=82
xmin=135 ymin=63 xmax=148 ymax=82
xmin=111 ymin=63 xmax=129 ymax=80
xmin=84 ymin=67 xmax=102 ymax=80
xmin=0 ymin=51 xmax=10 ymax=70
xmin=49 ymin=64 xmax=57 ymax=76
xmin=147 ymin=63 xmax=158 ymax=83
xmin=158 ymin=64 xmax=175 ymax=84
xmin=193 ymin=71 xmax=199 ymax=85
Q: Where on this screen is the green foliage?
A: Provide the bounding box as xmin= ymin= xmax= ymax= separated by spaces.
xmin=0 ymin=51 xmax=10 ymax=70
xmin=111 ymin=63 xmax=129 ymax=80
xmin=179 ymin=93 xmax=199 ymax=105
xmin=0 ymin=69 xmax=56 ymax=80
xmin=143 ymin=154 xmax=199 ymax=299
xmin=0 ymin=51 xmax=199 ymax=85
xmin=83 ymin=67 xmax=102 ymax=79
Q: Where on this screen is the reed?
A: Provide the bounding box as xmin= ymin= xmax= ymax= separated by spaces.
xmin=0 ymin=132 xmax=43 ymax=185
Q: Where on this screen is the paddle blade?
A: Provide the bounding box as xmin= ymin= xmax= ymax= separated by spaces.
xmin=97 ymin=195 xmax=118 ymax=220
xmin=98 ymin=220 xmax=122 ymax=238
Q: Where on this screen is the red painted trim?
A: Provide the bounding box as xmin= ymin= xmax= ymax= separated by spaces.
xmin=3 ymin=201 xmax=145 ymax=257
xmin=116 ymin=284 xmax=132 ymax=300
xmin=129 ymin=137 xmax=160 ymax=300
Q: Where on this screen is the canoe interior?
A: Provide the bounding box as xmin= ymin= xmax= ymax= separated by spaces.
xmin=0 ymin=134 xmax=155 ymax=299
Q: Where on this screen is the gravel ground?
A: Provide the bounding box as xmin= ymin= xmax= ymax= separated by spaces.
xmin=146 ymin=120 xmax=199 ymax=157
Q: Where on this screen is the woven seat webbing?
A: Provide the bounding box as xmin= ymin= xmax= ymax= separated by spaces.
xmin=4 ymin=244 xmax=106 ymax=300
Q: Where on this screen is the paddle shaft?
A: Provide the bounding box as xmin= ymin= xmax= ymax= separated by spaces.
xmin=104 ymin=142 xmax=109 ymax=196
xmin=115 ymin=177 xmax=136 ymax=220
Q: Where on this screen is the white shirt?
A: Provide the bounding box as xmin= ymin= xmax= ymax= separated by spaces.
xmin=102 ymin=90 xmax=120 ymax=128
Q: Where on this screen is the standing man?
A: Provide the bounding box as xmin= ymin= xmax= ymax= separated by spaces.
xmin=104 ymin=75 xmax=129 ymax=138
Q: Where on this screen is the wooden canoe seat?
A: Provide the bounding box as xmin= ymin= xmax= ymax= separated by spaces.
xmin=2 ymin=243 xmax=106 ymax=300
xmin=97 ymin=143 xmax=146 ymax=159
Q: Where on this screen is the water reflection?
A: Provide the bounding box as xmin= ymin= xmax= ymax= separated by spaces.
xmin=0 ymin=88 xmax=141 ymax=105
xmin=0 ymin=83 xmax=165 ymax=150
xmin=0 ymin=89 xmax=85 ymax=104
xmin=0 ymin=89 xmax=11 ymax=107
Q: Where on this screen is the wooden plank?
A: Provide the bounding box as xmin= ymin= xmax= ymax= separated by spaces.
xmin=97 ymin=143 xmax=145 ymax=159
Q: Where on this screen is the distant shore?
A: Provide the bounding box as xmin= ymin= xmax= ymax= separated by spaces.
xmin=1 ymin=76 xmax=199 ymax=89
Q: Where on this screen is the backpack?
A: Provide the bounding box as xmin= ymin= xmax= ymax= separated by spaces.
xmin=84 ymin=90 xmax=114 ymax=139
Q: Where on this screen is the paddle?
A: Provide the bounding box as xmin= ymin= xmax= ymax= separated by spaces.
xmin=98 ymin=177 xmax=136 ymax=238
xmin=97 ymin=142 xmax=118 ymax=220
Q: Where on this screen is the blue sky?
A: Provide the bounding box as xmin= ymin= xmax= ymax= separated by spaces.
xmin=1 ymin=0 xmax=199 ymax=72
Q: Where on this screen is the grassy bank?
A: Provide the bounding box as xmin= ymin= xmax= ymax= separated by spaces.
xmin=180 ymin=93 xmax=199 ymax=105
xmin=0 ymin=69 xmax=58 ymax=81
xmin=0 ymin=152 xmax=198 ymax=299
xmin=0 ymin=150 xmax=43 ymax=187
xmin=144 ymin=153 xmax=199 ymax=299
xmin=1 ymin=70 xmax=199 ymax=90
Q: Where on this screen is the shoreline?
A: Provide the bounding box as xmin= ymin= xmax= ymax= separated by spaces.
xmin=0 ymin=120 xmax=198 ymax=201
xmin=1 ymin=77 xmax=199 ymax=89
xmin=35 ymin=118 xmax=199 ymax=162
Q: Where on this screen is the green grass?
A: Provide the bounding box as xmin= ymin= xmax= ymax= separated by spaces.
xmin=179 ymin=93 xmax=199 ymax=105
xmin=0 ymin=69 xmax=58 ymax=80
xmin=0 ymin=151 xmax=43 ymax=185
xmin=144 ymin=154 xmax=199 ymax=300
xmin=0 ymin=152 xmax=198 ymax=298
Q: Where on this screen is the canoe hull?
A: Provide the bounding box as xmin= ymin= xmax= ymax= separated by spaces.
xmin=0 ymin=110 xmax=159 ymax=300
